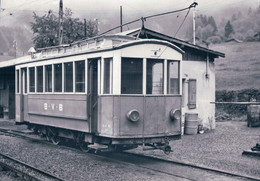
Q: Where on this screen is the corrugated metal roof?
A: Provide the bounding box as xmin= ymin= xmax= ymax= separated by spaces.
xmin=119 ymin=27 xmax=225 ymax=58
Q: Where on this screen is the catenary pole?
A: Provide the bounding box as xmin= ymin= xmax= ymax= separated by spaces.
xmin=120 ymin=6 xmax=123 ymax=32
xmin=193 ymin=0 xmax=196 ymax=45
xmin=58 ymin=0 xmax=63 ymax=45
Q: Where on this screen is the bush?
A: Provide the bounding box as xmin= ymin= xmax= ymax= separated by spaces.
xmin=216 ymin=89 xmax=260 ymax=119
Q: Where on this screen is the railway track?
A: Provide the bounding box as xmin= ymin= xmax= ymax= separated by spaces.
xmin=0 ymin=152 xmax=64 ymax=181
xmin=0 ymin=128 xmax=259 ymax=181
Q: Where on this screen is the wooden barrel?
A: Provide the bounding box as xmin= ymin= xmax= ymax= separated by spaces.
xmin=184 ymin=113 xmax=198 ymax=135
xmin=247 ymin=105 xmax=260 ymax=127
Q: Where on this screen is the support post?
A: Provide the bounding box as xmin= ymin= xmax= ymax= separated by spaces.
xmin=193 ymin=9 xmax=196 ymax=45
xmin=84 ymin=19 xmax=87 ymax=38
xmin=120 ymin=6 xmax=123 ymax=32
xmin=58 ymin=0 xmax=63 ymax=45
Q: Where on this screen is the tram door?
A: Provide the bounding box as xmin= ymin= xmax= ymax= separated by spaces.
xmin=88 ymin=59 xmax=98 ymax=133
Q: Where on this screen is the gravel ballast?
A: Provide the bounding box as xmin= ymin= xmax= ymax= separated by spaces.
xmin=130 ymin=121 xmax=260 ymax=178
xmin=0 ymin=119 xmax=259 ymax=180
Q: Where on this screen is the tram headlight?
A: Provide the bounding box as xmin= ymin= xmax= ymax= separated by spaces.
xmin=126 ymin=109 xmax=140 ymax=122
xmin=170 ymin=109 xmax=181 ymax=121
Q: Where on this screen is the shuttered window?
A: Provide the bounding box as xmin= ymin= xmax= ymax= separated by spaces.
xmin=188 ymin=79 xmax=196 ymax=109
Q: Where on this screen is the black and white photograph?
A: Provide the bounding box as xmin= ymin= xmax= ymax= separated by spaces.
xmin=0 ymin=0 xmax=259 ymax=180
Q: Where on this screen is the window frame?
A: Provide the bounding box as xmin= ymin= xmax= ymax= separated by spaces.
xmin=36 ymin=66 xmax=44 ymax=93
xmin=75 ymin=60 xmax=86 ymax=93
xmin=121 ymin=57 xmax=143 ymax=95
xmin=64 ymin=61 xmax=74 ymax=93
xmin=29 ymin=67 xmax=36 ymax=93
xmin=167 ymin=60 xmax=180 ymax=95
xmin=102 ymin=57 xmax=113 ymax=95
xmin=54 ymin=63 xmax=63 ymax=93
xmin=45 ymin=64 xmax=53 ymax=93
xmin=16 ymin=69 xmax=20 ymax=94
xmin=146 ymin=58 xmax=165 ymax=95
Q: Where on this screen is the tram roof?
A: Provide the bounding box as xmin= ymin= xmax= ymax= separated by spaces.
xmin=0 ymin=27 xmax=224 ymax=69
xmin=0 ymin=35 xmax=183 ymax=68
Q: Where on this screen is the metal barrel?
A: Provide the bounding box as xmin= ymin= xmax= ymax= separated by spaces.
xmin=184 ymin=113 xmax=198 ymax=135
xmin=247 ymin=105 xmax=260 ymax=127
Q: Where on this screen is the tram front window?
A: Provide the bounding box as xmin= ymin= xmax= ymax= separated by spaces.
xmin=146 ymin=59 xmax=164 ymax=94
xmin=121 ymin=58 xmax=143 ymax=94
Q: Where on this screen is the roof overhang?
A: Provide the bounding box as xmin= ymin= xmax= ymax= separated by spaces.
xmin=118 ymin=27 xmax=225 ymax=58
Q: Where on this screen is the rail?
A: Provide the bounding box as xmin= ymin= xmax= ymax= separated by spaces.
xmin=211 ymin=102 xmax=260 ymax=105
xmin=0 ymin=152 xmax=65 ymax=181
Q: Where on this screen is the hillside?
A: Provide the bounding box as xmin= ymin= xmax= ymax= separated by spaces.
xmin=212 ymin=42 xmax=260 ymax=91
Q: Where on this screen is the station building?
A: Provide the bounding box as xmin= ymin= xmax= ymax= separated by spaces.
xmin=0 ymin=27 xmax=224 ymax=130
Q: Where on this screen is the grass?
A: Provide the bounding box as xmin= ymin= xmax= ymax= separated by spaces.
xmin=210 ymin=41 xmax=260 ymax=91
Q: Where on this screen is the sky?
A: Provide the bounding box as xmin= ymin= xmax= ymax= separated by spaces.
xmin=1 ymin=0 xmax=258 ymax=16
xmin=0 ymin=0 xmax=258 ymax=37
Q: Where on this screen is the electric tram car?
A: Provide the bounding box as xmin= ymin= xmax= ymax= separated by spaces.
xmin=15 ymin=35 xmax=183 ymax=154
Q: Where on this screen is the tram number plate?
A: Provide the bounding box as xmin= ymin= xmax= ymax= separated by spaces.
xmin=44 ymin=103 xmax=63 ymax=112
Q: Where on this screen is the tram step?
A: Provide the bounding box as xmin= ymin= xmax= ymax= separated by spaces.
xmin=88 ymin=143 xmax=108 ymax=150
xmin=242 ymin=150 xmax=260 ymax=157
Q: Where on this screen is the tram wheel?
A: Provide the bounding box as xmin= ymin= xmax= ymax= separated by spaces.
xmin=46 ymin=128 xmax=61 ymax=145
xmin=77 ymin=133 xmax=90 ymax=152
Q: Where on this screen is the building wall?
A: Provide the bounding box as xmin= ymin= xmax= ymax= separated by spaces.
xmin=0 ymin=67 xmax=15 ymax=119
xmin=182 ymin=60 xmax=216 ymax=130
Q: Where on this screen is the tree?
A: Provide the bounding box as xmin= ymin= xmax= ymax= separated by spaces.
xmin=208 ymin=16 xmax=218 ymax=33
xmin=31 ymin=8 xmax=98 ymax=48
xmin=224 ymin=20 xmax=234 ymax=38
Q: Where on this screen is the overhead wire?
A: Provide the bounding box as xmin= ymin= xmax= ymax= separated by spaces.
xmin=0 ymin=0 xmax=54 ymax=18
xmin=174 ymin=8 xmax=191 ymax=37
xmin=99 ymin=2 xmax=198 ymax=35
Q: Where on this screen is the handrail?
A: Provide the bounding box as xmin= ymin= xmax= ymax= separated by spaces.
xmin=211 ymin=102 xmax=260 ymax=105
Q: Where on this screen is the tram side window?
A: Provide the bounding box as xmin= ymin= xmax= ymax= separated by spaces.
xmin=37 ymin=66 xmax=43 ymax=92
xmin=103 ymin=58 xmax=112 ymax=94
xmin=121 ymin=58 xmax=143 ymax=94
xmin=64 ymin=62 xmax=73 ymax=92
xmin=146 ymin=59 xmax=164 ymax=94
xmin=167 ymin=61 xmax=179 ymax=94
xmin=16 ymin=70 xmax=19 ymax=93
xmin=54 ymin=63 xmax=62 ymax=92
xmin=29 ymin=67 xmax=35 ymax=92
xmin=75 ymin=60 xmax=85 ymax=92
xmin=45 ymin=65 xmax=52 ymax=92
xmin=22 ymin=68 xmax=27 ymax=94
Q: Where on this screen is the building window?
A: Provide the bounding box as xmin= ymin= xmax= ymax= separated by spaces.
xmin=54 ymin=63 xmax=62 ymax=92
xmin=45 ymin=65 xmax=52 ymax=92
xmin=167 ymin=61 xmax=179 ymax=94
xmin=16 ymin=70 xmax=19 ymax=93
xmin=37 ymin=66 xmax=43 ymax=92
xmin=188 ymin=79 xmax=196 ymax=109
xmin=75 ymin=60 xmax=85 ymax=92
xmin=121 ymin=57 xmax=143 ymax=94
xmin=103 ymin=58 xmax=112 ymax=94
xmin=146 ymin=59 xmax=164 ymax=94
xmin=64 ymin=62 xmax=73 ymax=92
xmin=29 ymin=67 xmax=35 ymax=92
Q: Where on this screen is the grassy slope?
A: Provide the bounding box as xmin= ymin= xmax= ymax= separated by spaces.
xmin=211 ymin=42 xmax=260 ymax=91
